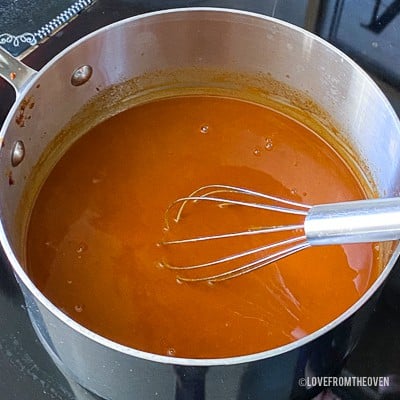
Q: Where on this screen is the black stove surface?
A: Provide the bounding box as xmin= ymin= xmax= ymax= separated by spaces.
xmin=1 ymin=1 xmax=400 ymax=399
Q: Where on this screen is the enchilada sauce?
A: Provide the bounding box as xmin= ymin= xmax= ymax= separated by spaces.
xmin=26 ymin=95 xmax=379 ymax=358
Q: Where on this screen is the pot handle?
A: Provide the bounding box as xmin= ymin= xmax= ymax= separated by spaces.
xmin=0 ymin=46 xmax=37 ymax=94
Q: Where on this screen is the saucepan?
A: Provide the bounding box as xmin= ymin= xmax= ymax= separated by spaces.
xmin=0 ymin=8 xmax=399 ymax=400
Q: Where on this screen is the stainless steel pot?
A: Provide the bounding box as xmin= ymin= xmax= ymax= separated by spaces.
xmin=1 ymin=8 xmax=399 ymax=400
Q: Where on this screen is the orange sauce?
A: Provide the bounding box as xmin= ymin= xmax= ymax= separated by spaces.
xmin=26 ymin=95 xmax=379 ymax=358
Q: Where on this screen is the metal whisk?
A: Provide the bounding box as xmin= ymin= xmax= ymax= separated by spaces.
xmin=161 ymin=185 xmax=400 ymax=283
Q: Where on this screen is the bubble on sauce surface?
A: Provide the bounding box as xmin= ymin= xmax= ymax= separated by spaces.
xmin=167 ymin=347 xmax=176 ymax=356
xmin=253 ymin=147 xmax=262 ymax=157
xmin=200 ymin=125 xmax=209 ymax=134
xmin=76 ymin=242 xmax=88 ymax=254
xmin=74 ymin=304 xmax=84 ymax=313
xmin=265 ymin=138 xmax=273 ymax=150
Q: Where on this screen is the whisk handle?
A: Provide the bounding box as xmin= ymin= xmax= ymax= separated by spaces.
xmin=304 ymin=197 xmax=400 ymax=245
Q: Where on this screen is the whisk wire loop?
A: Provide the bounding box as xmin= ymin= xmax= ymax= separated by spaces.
xmin=163 ymin=235 xmax=306 ymax=270
xmin=178 ymin=240 xmax=310 ymax=282
xmin=161 ymin=184 xmax=313 ymax=282
xmin=164 ymin=184 xmax=311 ymax=228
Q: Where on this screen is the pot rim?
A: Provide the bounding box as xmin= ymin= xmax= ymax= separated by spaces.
xmin=1 ymin=7 xmax=399 ymax=367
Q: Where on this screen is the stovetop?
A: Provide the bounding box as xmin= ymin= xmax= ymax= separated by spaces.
xmin=1 ymin=1 xmax=400 ymax=399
